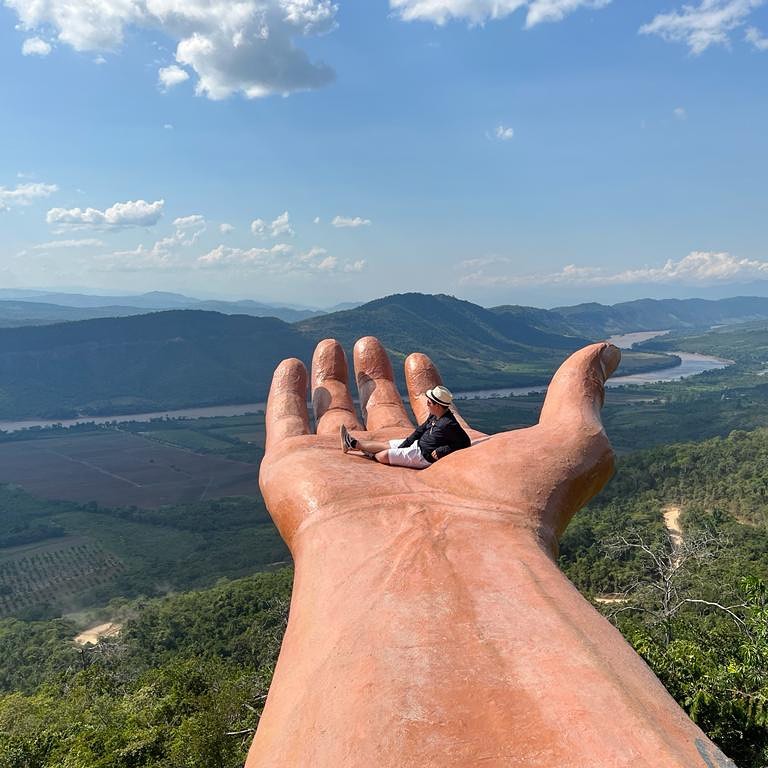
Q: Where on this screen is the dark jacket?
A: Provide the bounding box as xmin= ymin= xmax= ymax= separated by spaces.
xmin=399 ymin=409 xmax=471 ymax=463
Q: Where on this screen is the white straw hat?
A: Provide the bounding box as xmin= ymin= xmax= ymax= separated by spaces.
xmin=425 ymin=385 xmax=453 ymax=406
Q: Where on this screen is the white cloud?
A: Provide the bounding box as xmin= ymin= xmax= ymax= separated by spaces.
xmin=219 ymin=222 xmax=235 ymax=233
xmin=198 ymin=242 xmax=365 ymax=274
xmin=391 ymin=0 xmax=525 ymax=24
xmin=46 ymin=199 xmax=164 ymax=228
xmin=17 ymin=237 xmax=104 ymax=257
xmin=640 ymin=0 xmax=764 ymax=54
xmin=0 ymin=181 xmax=58 ymax=210
xmin=457 ymin=255 xmax=512 ymax=270
xmin=173 ymin=214 xmax=205 ymax=229
xmin=317 ymin=254 xmax=337 ymax=270
xmin=163 ymin=123 xmax=174 ymax=130
xmin=673 ymin=106 xmax=687 ymax=119
xmin=30 ymin=238 xmax=104 ymax=250
xmin=746 ymin=25 xmax=768 ymax=48
xmin=252 ymin=211 xmax=294 ymax=238
xmin=458 ymin=251 xmax=768 ymax=287
xmin=270 ymin=210 xmax=294 ymax=236
xmin=525 ymin=0 xmax=611 ymax=27
xmin=99 ymin=215 xmax=206 ymax=270
xmin=331 ymin=215 xmax=372 ymax=228
xmin=313 ymin=216 xmax=321 ymax=224
xmin=7 ymin=0 xmax=338 ymax=99
xmin=158 ymin=64 xmax=189 ymax=90
xmin=495 ymin=125 xmax=515 ymax=140
xmin=22 ymin=37 xmax=52 ymax=56
xmin=390 ymin=0 xmax=610 ymax=27
xmin=94 ymin=54 xmax=107 ymax=64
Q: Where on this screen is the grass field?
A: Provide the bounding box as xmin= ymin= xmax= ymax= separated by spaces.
xmin=124 ymin=413 xmax=266 ymax=463
xmin=0 ymin=484 xmax=288 ymax=619
xmin=139 ymin=428 xmax=236 ymax=451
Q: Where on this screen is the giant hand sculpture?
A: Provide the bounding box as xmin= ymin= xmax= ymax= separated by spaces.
xmin=246 ymin=337 xmax=736 ymax=768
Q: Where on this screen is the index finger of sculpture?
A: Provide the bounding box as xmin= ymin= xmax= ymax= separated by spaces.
xmin=353 ymin=336 xmax=412 ymax=432
xmin=265 ymin=358 xmax=311 ymax=452
xmin=311 ymin=339 xmax=363 ymax=435
xmin=404 ymin=352 xmax=482 ymax=437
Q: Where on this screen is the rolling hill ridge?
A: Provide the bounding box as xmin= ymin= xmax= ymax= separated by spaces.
xmin=1 ymin=291 xmax=739 ymax=420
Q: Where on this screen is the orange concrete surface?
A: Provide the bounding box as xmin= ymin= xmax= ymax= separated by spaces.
xmin=246 ymin=337 xmax=737 ymax=768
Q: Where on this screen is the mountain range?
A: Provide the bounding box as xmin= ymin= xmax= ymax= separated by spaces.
xmin=1 ymin=292 xmax=766 ymax=420
xmin=0 ymin=291 xmax=327 ymax=326
xmin=551 ymin=296 xmax=768 ymax=336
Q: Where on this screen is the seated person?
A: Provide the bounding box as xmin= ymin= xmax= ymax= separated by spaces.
xmin=340 ymin=385 xmax=470 ymax=469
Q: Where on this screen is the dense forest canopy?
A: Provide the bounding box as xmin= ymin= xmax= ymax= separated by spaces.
xmin=1 ymin=420 xmax=768 ymax=765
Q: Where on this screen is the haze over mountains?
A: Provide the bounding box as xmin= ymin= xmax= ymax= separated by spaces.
xmin=5 ymin=288 xmax=768 ymax=332
xmin=0 ymin=290 xmax=330 ymax=326
xmin=1 ymin=291 xmax=766 ymax=421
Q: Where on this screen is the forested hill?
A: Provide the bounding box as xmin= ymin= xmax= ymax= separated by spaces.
xmin=0 ymin=293 xmax=681 ymax=420
xmin=0 ymin=311 xmax=316 ymax=419
xmin=551 ymin=296 xmax=768 ymax=337
xmin=297 ymin=292 xmax=586 ymax=351
xmin=0 ymin=296 xmax=597 ymax=420
xmin=295 ymin=292 xmax=594 ymax=387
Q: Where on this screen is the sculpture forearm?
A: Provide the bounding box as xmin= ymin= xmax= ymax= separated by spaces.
xmin=247 ymin=522 xmax=731 ymax=767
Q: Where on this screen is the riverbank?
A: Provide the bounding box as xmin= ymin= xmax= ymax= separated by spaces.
xmin=453 ymin=350 xmax=730 ymax=400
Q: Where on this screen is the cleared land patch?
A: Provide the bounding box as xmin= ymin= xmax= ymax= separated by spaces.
xmin=74 ymin=621 xmax=122 ymax=646
xmin=663 ymin=505 xmax=683 ymax=549
xmin=0 ymin=430 xmax=260 ymax=508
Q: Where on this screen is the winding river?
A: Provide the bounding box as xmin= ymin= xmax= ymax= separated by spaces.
xmin=453 ymin=331 xmax=731 ymax=400
xmin=0 ymin=331 xmax=732 ymax=433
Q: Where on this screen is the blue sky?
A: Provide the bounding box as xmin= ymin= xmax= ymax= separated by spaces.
xmin=0 ymin=0 xmax=766 ymax=308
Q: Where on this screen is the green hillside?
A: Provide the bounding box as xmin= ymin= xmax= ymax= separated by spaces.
xmin=0 ymin=294 xmax=709 ymax=421
xmin=641 ymin=319 xmax=768 ymax=363
xmin=296 ymin=292 xmax=597 ymax=389
xmin=0 ymin=311 xmax=316 ymax=419
xmin=0 ymin=569 xmax=293 ymax=768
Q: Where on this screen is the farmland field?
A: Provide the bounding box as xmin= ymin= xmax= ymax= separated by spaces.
xmin=0 ymin=414 xmax=281 ymax=618
xmin=0 ymin=536 xmax=125 ymax=619
xmin=0 ymin=429 xmax=260 ymax=508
